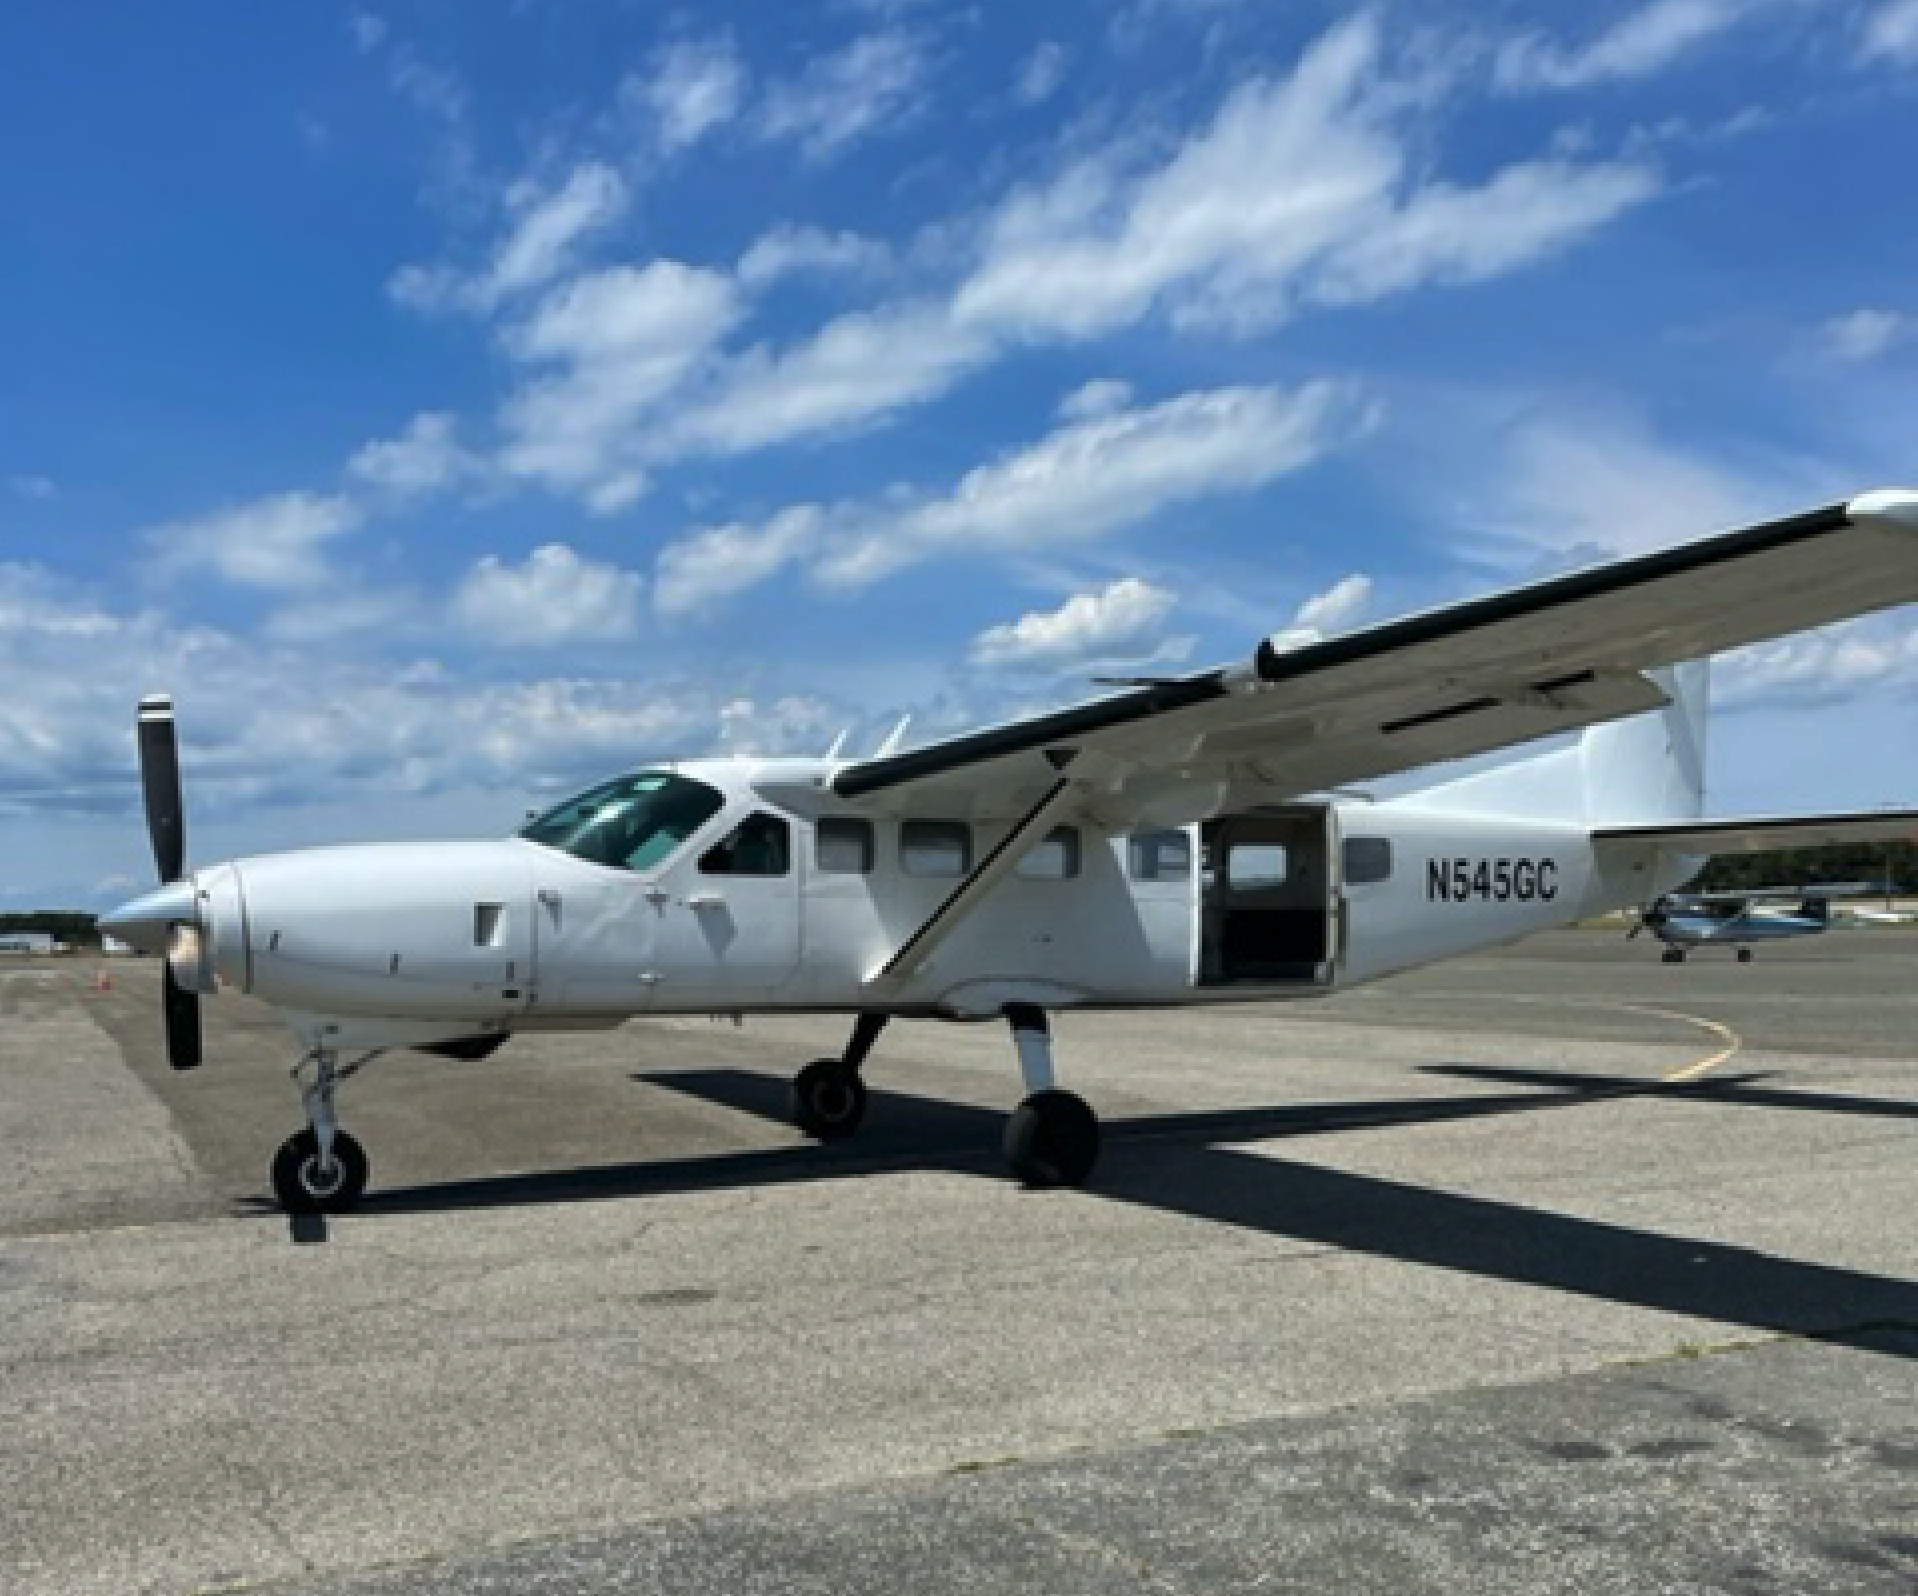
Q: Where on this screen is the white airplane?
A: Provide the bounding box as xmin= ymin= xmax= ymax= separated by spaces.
xmin=103 ymin=490 xmax=1918 ymax=1214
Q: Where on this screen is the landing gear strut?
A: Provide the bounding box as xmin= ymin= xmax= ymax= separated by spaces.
xmin=792 ymin=1013 xmax=886 ymax=1141
xmin=1002 ymin=1005 xmax=1100 ymax=1189
xmin=271 ymin=1047 xmax=377 ymax=1213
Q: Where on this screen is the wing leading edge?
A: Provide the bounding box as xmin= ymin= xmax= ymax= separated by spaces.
xmin=831 ymin=491 xmax=1918 ymax=822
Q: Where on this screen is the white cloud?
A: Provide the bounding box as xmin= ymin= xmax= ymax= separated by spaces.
xmin=953 ymin=16 xmax=1659 ymax=341
xmin=760 ymin=32 xmax=929 ymax=160
xmin=392 ymin=162 xmax=629 ymax=314
xmin=1720 ymin=618 xmax=1918 ymax=708
xmin=970 ymin=577 xmax=1179 ymax=668
xmin=736 ymin=225 xmax=891 ymax=290
xmin=667 ymin=302 xmax=990 ymax=457
xmin=1292 ymin=572 xmax=1372 ymax=633
xmin=1821 ymin=308 xmax=1907 ymax=363
xmin=629 ymin=36 xmax=746 ymax=154
xmin=149 ymin=491 xmax=363 ymax=590
xmin=347 ymin=411 xmax=482 ymax=498
xmin=1057 ymin=378 xmax=1134 ymax=420
xmin=654 ymin=507 xmax=823 ymax=618
xmin=1861 ymin=0 xmax=1918 ymax=65
xmin=498 ymin=260 xmax=742 ymax=503
xmin=486 ymin=163 xmax=628 ymax=302
xmin=1494 ymin=1 xmax=1742 ymax=92
xmin=8 ymin=473 xmax=56 ymax=500
xmin=349 ymin=11 xmax=386 ymax=53
xmin=1436 ymin=404 xmax=1828 ymax=567
xmin=452 ymin=544 xmax=644 ymax=645
xmin=1016 ymin=42 xmax=1069 ymax=105
xmin=821 ymin=381 xmax=1365 ymax=585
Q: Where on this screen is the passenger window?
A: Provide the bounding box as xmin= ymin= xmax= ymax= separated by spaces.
xmin=1128 ymin=829 xmax=1192 ymax=882
xmin=817 ymin=817 xmax=874 ymax=874
xmin=1016 ymin=826 xmax=1081 ymax=880
xmin=1228 ymin=843 xmax=1288 ymax=891
xmin=1343 ymin=836 xmax=1392 ymax=885
xmin=699 ymin=812 xmax=791 ymax=876
xmin=901 ymin=820 xmax=971 ymax=877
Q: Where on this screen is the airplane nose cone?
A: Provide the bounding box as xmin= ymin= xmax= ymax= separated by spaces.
xmin=99 ymin=880 xmax=197 ymax=955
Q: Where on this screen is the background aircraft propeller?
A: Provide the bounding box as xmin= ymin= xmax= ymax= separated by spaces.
xmin=1626 ymin=895 xmax=1675 ymax=940
xmin=137 ymin=694 xmax=202 ymax=1070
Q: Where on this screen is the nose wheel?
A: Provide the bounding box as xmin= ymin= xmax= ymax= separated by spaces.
xmin=272 ymin=1046 xmax=378 ymax=1214
xmin=272 ymin=1127 xmax=369 ymax=1213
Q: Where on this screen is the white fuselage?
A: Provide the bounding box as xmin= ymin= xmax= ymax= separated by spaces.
xmin=169 ymin=757 xmax=1684 ymax=1049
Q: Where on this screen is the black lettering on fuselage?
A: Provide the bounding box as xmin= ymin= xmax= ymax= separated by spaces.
xmin=1426 ymin=857 xmax=1560 ymax=904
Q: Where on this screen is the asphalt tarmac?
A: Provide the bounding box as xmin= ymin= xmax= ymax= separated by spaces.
xmin=2 ymin=929 xmax=1915 ymax=1594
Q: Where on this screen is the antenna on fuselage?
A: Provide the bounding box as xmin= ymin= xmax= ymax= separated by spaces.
xmin=875 ymin=715 xmax=912 ymax=758
xmin=824 ymin=727 xmax=850 ymax=761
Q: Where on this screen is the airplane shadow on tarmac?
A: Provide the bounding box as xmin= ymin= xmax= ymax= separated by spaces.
xmin=347 ymin=1063 xmax=1918 ymax=1358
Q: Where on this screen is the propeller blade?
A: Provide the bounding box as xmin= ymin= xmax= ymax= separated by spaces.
xmin=138 ymin=695 xmax=186 ymax=883
xmin=162 ymin=961 xmax=203 ymax=1070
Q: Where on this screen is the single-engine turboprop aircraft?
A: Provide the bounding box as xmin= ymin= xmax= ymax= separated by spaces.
xmin=104 ymin=491 xmax=1918 ymax=1213
xmin=1629 ymin=886 xmax=1858 ymax=962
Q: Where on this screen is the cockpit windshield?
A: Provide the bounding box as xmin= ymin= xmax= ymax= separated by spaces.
xmin=518 ymin=771 xmax=725 ymax=872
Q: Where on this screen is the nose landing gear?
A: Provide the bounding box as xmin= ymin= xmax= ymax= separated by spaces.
xmin=271 ymin=1047 xmax=378 ymax=1214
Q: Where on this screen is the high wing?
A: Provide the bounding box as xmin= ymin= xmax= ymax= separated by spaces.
xmin=1593 ymin=813 xmax=1918 ymax=855
xmin=832 ymin=491 xmax=1918 ymax=823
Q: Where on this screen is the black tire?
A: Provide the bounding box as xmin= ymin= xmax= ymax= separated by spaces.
xmin=1004 ymin=1089 xmax=1100 ymax=1189
xmin=1662 ymin=948 xmax=1685 ymax=964
xmin=792 ymin=1059 xmax=867 ymax=1141
xmin=272 ymin=1128 xmax=369 ymax=1214
xmin=1736 ymin=947 xmax=1754 ymax=964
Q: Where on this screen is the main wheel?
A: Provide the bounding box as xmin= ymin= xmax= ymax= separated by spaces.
xmin=1004 ymin=1089 xmax=1100 ymax=1189
xmin=1735 ymin=947 xmax=1754 ymax=964
xmin=792 ymin=1059 xmax=867 ymax=1141
xmin=1662 ymin=948 xmax=1685 ymax=964
xmin=271 ymin=1128 xmax=369 ymax=1214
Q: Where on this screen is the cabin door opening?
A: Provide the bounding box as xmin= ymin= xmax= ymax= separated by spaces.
xmin=1198 ymin=807 xmax=1337 ymax=987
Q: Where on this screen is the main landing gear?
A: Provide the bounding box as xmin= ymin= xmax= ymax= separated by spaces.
xmin=1661 ymin=947 xmax=1687 ymax=964
xmin=789 ymin=1005 xmax=1102 ymax=1189
xmin=271 ymin=1047 xmax=378 ymax=1214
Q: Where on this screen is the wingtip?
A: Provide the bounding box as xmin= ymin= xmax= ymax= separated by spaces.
xmin=1846 ymin=488 xmax=1918 ymax=530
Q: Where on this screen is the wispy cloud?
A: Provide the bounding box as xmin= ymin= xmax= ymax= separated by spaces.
xmin=1821 ymin=307 xmax=1909 ymax=363
xmin=628 ymin=35 xmax=747 ymax=154
xmin=149 ymin=491 xmax=363 ymax=590
xmin=653 ymin=381 xmax=1369 ymax=610
xmin=1495 ymin=1 xmax=1744 ymax=93
xmin=1860 ymin=0 xmax=1918 ymax=66
xmin=759 ymin=31 xmax=930 ymax=160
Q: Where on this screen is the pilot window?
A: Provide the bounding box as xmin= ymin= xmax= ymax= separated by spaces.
xmin=1016 ymin=825 xmax=1081 ymax=880
xmin=901 ymin=820 xmax=971 ymax=877
xmin=1343 ymin=836 xmax=1393 ymax=885
xmin=1128 ymin=829 xmax=1192 ymax=882
xmin=817 ymin=817 xmax=874 ymax=874
xmin=518 ymin=771 xmax=724 ymax=872
xmin=699 ymin=812 xmax=791 ymax=876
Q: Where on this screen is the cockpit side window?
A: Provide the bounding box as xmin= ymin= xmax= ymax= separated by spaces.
xmin=699 ymin=812 xmax=791 ymax=876
xmin=518 ymin=772 xmax=725 ymax=872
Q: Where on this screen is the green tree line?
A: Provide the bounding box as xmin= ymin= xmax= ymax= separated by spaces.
xmin=1693 ymin=838 xmax=1917 ymax=894
xmin=0 ymin=911 xmax=99 ymax=947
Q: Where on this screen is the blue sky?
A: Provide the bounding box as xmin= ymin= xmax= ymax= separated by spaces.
xmin=4 ymin=0 xmax=1918 ymax=907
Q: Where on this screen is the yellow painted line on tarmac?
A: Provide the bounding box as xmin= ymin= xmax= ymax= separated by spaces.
xmin=1607 ymin=1002 xmax=1743 ymax=1082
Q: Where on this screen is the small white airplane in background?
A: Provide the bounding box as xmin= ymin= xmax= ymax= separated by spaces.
xmin=1629 ymin=886 xmax=1862 ymax=962
xmin=105 ymin=490 xmax=1918 ymax=1214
